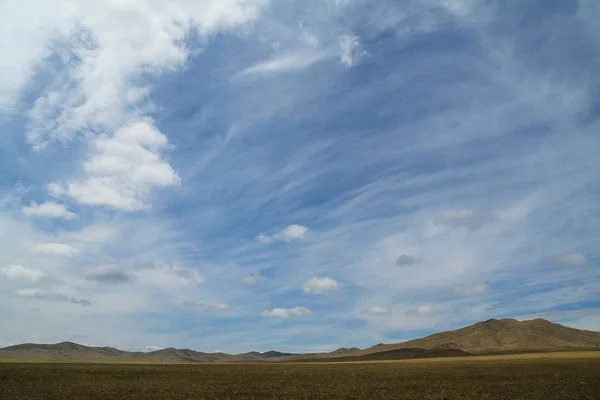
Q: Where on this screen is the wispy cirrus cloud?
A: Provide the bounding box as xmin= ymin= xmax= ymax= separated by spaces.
xmin=30 ymin=243 xmax=79 ymax=256
xmin=339 ymin=34 xmax=367 ymax=67
xmin=453 ymin=283 xmax=489 ymax=296
xmin=15 ymin=288 xmax=90 ymax=306
xmin=182 ymin=300 xmax=230 ymax=313
xmin=232 ymin=51 xmax=329 ymax=80
xmin=548 ymin=253 xmax=590 ymax=267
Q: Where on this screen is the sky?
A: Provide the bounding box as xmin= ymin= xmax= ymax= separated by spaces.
xmin=0 ymin=0 xmax=599 ymax=353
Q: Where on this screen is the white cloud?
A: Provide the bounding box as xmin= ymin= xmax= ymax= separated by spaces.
xmin=233 ymin=51 xmax=328 ymax=79
xmin=339 ymin=34 xmax=367 ymax=67
xmin=1 ymin=265 xmax=44 ymax=282
xmin=261 ymin=306 xmax=311 ymax=318
xmin=30 ymin=243 xmax=79 ymax=257
xmin=406 ymin=305 xmax=439 ymax=317
xmin=0 ymin=1 xmax=72 ymax=113
xmin=453 ymin=283 xmax=488 ymax=296
xmin=550 ymin=253 xmax=590 ymax=267
xmin=257 ymin=224 xmax=308 ymax=243
xmin=303 ymin=277 xmax=340 ymax=295
xmin=15 ymin=0 xmax=267 ymax=148
xmin=365 ymin=306 xmax=390 ymax=315
xmin=56 ymin=119 xmax=180 ymax=211
xmin=22 ymin=201 xmax=77 ymax=219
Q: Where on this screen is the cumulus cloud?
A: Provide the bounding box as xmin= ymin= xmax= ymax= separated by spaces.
xmin=395 ymin=254 xmax=420 ymax=266
xmin=15 ymin=288 xmax=90 ymax=306
xmin=257 ymin=224 xmax=308 ymax=243
xmin=303 ymin=277 xmax=340 ymax=295
xmin=261 ymin=306 xmax=311 ymax=318
xmin=84 ymin=265 xmax=133 ymax=284
xmin=54 ymin=119 xmax=180 ymax=211
xmin=19 ymin=0 xmax=267 ymax=149
xmin=1 ymin=265 xmax=44 ymax=282
xmin=30 ymin=243 xmax=79 ymax=257
xmin=406 ymin=305 xmax=440 ymax=317
xmin=453 ymin=283 xmax=489 ymax=296
xmin=365 ymin=306 xmax=390 ymax=315
xmin=182 ymin=300 xmax=230 ymax=312
xmin=339 ymin=33 xmax=367 ymax=67
xmin=549 ymin=253 xmax=590 ymax=267
xmin=434 ymin=209 xmax=489 ymax=229
xmin=22 ymin=201 xmax=77 ymax=219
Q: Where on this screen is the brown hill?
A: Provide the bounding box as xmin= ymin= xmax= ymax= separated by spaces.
xmin=0 ymin=341 xmax=300 ymax=363
xmin=343 ymin=318 xmax=600 ymax=357
xmin=2 ymin=318 xmax=598 ymax=363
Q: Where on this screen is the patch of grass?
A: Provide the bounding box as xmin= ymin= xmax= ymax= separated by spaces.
xmin=1 ymin=353 xmax=599 ymax=399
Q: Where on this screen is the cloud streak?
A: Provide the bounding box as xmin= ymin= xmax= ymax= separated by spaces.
xmin=261 ymin=307 xmax=312 ymax=318
xmin=15 ymin=289 xmax=90 ymax=306
xmin=22 ymin=202 xmax=77 ymax=219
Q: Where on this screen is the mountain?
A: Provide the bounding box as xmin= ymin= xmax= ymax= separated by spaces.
xmin=0 ymin=342 xmax=292 ymax=363
xmin=1 ymin=318 xmax=598 ymax=363
xmin=335 ymin=318 xmax=600 ymax=358
xmin=0 ymin=341 xmax=127 ymax=361
xmin=330 ymin=347 xmax=361 ymax=355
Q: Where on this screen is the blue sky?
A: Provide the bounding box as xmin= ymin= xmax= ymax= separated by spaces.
xmin=0 ymin=0 xmax=599 ymax=353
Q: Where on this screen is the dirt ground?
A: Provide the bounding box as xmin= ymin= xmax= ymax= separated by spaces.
xmin=1 ymin=351 xmax=599 ymax=399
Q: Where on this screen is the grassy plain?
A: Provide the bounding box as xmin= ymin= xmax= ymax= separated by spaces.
xmin=1 ymin=352 xmax=599 ymax=399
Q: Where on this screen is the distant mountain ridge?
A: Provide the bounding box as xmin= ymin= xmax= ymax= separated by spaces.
xmin=1 ymin=318 xmax=599 ymax=363
xmin=324 ymin=318 xmax=600 ymax=359
xmin=0 ymin=342 xmax=298 ymax=363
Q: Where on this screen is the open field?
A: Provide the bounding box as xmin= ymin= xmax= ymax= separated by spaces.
xmin=1 ymin=352 xmax=599 ymax=399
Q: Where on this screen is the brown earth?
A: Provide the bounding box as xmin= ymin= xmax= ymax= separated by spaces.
xmin=1 ymin=352 xmax=600 ymax=400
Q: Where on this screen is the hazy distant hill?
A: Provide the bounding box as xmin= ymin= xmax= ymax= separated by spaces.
xmin=1 ymin=318 xmax=598 ymax=363
xmin=0 ymin=341 xmax=299 ymax=363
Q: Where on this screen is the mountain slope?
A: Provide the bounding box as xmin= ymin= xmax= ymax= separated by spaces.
xmin=289 ymin=348 xmax=471 ymax=363
xmin=1 ymin=318 xmax=598 ymax=363
xmin=352 ymin=318 xmax=600 ymax=356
